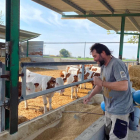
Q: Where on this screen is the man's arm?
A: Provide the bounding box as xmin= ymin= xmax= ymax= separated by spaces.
xmin=83 ymin=85 xmax=102 ymax=104
xmin=94 ymin=76 xmax=128 ymax=91
xmin=102 ymin=80 xmax=128 ymax=91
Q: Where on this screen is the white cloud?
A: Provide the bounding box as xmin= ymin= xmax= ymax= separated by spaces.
xmin=20 ymin=4 xmax=51 ymax=25
xmin=48 ymin=11 xmax=64 ymax=27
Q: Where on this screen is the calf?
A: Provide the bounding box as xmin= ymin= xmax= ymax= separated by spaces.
xmin=60 ymin=71 xmax=79 ymax=99
xmin=91 ymin=66 xmax=101 ymax=73
xmin=82 ymin=70 xmax=100 ymax=89
xmin=26 ymin=69 xmax=65 ymax=113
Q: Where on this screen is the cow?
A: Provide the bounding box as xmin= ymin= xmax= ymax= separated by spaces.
xmin=25 ymin=69 xmax=65 ymax=113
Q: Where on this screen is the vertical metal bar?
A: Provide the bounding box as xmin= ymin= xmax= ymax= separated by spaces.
xmin=137 ymin=35 xmax=140 ymax=63
xmin=27 ymin=40 xmax=29 ymax=57
xmin=21 ymin=67 xmax=26 ymax=98
xmin=5 ymin=0 xmax=11 ymax=130
xmin=9 ymin=0 xmax=20 ymax=134
xmin=84 ymin=42 xmax=86 ymax=60
xmin=119 ymin=16 xmax=125 ymax=59
xmin=0 ymin=64 xmax=5 ymax=132
xmin=82 ymin=64 xmax=84 ymax=81
xmin=126 ymin=62 xmax=128 ymax=69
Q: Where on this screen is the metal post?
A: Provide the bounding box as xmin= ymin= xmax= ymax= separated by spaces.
xmin=84 ymin=42 xmax=86 ymax=60
xmin=5 ymin=0 xmax=11 ymax=131
xmin=119 ymin=16 xmax=125 ymax=59
xmin=27 ymin=40 xmax=29 ymax=57
xmin=21 ymin=67 xmax=26 ymax=98
xmin=5 ymin=0 xmax=20 ymax=134
xmin=0 ymin=64 xmax=5 ymax=132
xmin=137 ymin=35 xmax=140 ymax=63
xmin=82 ymin=64 xmax=84 ymax=81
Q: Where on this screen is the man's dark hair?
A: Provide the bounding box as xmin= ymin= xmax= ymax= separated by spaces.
xmin=90 ymin=43 xmax=111 ymax=55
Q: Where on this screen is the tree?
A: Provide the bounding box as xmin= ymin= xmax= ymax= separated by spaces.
xmin=0 ymin=11 xmax=4 ymax=25
xmin=107 ymin=30 xmax=139 ymax=44
xmin=59 ymin=49 xmax=71 ymax=57
xmin=127 ymin=34 xmax=139 ymax=44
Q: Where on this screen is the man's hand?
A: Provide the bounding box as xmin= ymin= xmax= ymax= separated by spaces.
xmin=94 ymin=76 xmax=102 ymax=87
xmin=83 ymin=97 xmax=90 ymax=104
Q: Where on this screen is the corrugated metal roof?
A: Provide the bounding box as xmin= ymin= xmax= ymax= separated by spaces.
xmin=32 ymin=0 xmax=140 ymax=32
xmin=0 ymin=25 xmax=40 ymax=41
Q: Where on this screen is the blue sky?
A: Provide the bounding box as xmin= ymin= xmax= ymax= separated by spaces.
xmin=0 ymin=0 xmax=138 ymax=59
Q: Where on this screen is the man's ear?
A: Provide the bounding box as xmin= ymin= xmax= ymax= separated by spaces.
xmin=101 ymin=51 xmax=106 ymax=56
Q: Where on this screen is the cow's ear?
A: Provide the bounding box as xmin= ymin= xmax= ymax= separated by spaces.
xmin=34 ymin=83 xmax=39 ymax=87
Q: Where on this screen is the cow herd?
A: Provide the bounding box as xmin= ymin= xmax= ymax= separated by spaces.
xmin=19 ymin=65 xmax=101 ymax=113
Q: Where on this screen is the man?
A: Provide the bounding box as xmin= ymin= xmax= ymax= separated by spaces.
xmin=83 ymin=43 xmax=133 ymax=140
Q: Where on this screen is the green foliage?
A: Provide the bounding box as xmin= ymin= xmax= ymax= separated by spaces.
xmin=0 ymin=11 xmax=4 ymax=25
xmin=127 ymin=35 xmax=139 ymax=44
xmin=59 ymin=49 xmax=71 ymax=57
xmin=107 ymin=30 xmax=139 ymax=44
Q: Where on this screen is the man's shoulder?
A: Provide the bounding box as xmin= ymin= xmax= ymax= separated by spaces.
xmin=112 ymin=57 xmax=125 ymax=66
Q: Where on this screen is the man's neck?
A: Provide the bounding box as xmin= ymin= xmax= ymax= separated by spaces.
xmin=104 ymin=55 xmax=112 ymax=66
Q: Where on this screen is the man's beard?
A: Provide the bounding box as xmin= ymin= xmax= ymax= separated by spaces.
xmin=98 ymin=54 xmax=105 ymax=66
xmin=99 ymin=60 xmax=105 ymax=66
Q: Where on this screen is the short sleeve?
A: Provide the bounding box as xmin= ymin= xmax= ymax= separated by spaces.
xmin=113 ymin=62 xmax=128 ymax=82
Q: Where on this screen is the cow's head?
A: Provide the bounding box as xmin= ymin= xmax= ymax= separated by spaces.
xmin=55 ymin=77 xmax=65 ymax=93
xmin=26 ymin=82 xmax=39 ymax=95
xmin=47 ymin=77 xmax=56 ymax=89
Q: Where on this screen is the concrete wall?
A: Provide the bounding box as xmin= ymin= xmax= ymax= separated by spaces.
xmin=0 ymin=95 xmax=89 ymax=140
xmin=75 ymin=116 xmax=105 ymax=140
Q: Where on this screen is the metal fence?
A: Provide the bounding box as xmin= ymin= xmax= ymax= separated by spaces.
xmin=0 ymin=60 xmax=138 ymax=132
xmin=20 ymin=61 xmax=96 ymax=101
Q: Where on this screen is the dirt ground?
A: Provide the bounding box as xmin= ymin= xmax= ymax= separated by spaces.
xmin=34 ymin=103 xmax=103 ymax=140
xmin=18 ymin=68 xmax=94 ymax=124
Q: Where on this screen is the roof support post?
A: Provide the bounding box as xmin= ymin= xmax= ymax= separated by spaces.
xmin=137 ymin=35 xmax=140 ymax=63
xmin=5 ymin=0 xmax=11 ymax=131
xmin=5 ymin=0 xmax=20 ymax=134
xmin=27 ymin=40 xmax=29 ymax=57
xmin=119 ymin=16 xmax=125 ymax=59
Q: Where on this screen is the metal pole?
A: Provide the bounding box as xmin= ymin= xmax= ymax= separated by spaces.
xmin=82 ymin=64 xmax=84 ymax=81
xmin=119 ymin=16 xmax=125 ymax=59
xmin=9 ymin=0 xmax=20 ymax=134
xmin=137 ymin=35 xmax=140 ymax=63
xmin=5 ymin=0 xmax=20 ymax=134
xmin=0 ymin=64 xmax=5 ymax=132
xmin=27 ymin=40 xmax=28 ymax=57
xmin=5 ymin=0 xmax=11 ymax=131
xmin=84 ymin=42 xmax=86 ymax=60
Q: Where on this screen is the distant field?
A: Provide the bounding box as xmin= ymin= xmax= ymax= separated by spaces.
xmin=43 ymin=56 xmax=136 ymax=61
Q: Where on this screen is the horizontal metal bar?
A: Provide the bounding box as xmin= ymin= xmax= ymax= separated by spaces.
xmin=124 ymin=61 xmax=137 ymax=63
xmin=116 ymin=32 xmax=140 ymax=35
xmin=19 ymin=78 xmax=93 ymax=102
xmin=44 ymin=42 xmax=132 ymax=44
xmin=62 ymin=13 xmax=140 ymax=18
xmin=21 ymin=61 xmax=96 ymax=67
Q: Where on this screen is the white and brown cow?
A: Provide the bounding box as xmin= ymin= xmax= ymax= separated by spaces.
xmin=25 ymin=69 xmax=64 ymax=113
xmin=60 ymin=71 xmax=79 ymax=99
